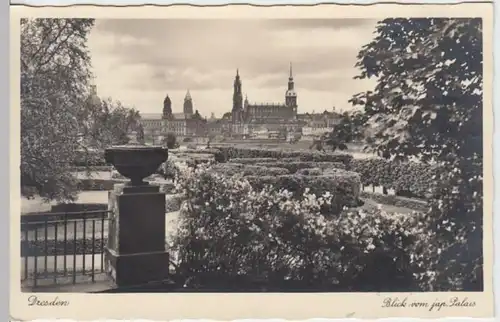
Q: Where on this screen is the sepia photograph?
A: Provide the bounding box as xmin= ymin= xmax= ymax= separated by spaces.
xmin=11 ymin=2 xmax=494 ymax=320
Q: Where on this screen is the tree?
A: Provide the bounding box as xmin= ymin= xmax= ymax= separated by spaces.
xmin=321 ymin=111 xmax=365 ymax=152
xmin=351 ymin=18 xmax=483 ymax=291
xmin=206 ymin=134 xmax=216 ymax=149
xmin=163 ymin=132 xmax=178 ymax=149
xmin=126 ymin=109 xmax=141 ymax=132
xmin=21 ymin=18 xmax=96 ymax=201
xmin=88 ymin=97 xmax=140 ymax=147
xmin=309 ymin=138 xmax=324 ymax=152
xmin=136 ymin=124 xmax=145 ymax=144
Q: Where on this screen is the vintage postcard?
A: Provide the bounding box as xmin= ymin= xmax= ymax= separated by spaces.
xmin=10 ymin=2 xmax=494 ymax=320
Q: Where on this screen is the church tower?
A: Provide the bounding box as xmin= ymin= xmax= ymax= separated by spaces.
xmin=285 ymin=62 xmax=297 ymax=108
xmin=183 ymin=90 xmax=194 ymax=116
xmin=232 ymin=69 xmax=243 ymax=123
xmin=162 ymin=94 xmax=172 ymax=119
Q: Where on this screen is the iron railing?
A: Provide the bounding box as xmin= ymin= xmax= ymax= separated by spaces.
xmin=21 ymin=210 xmax=111 ymax=289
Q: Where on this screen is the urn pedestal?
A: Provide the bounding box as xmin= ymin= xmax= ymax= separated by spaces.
xmin=103 ymin=145 xmax=170 ymax=288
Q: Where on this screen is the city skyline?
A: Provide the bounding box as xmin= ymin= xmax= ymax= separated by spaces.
xmin=88 ymin=18 xmax=378 ymax=117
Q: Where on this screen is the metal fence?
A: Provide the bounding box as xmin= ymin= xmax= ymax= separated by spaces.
xmin=21 ymin=210 xmax=111 ymax=289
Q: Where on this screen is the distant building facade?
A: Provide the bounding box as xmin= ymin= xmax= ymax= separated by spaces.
xmin=140 ymin=64 xmax=344 ymax=144
xmin=140 ymin=90 xmax=207 ymax=142
xmin=298 ymin=110 xmax=343 ymax=140
xmin=231 ymin=64 xmax=298 ymax=134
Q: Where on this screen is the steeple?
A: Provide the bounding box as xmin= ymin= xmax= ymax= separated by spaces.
xmin=232 ymin=69 xmax=243 ymax=123
xmin=162 ymin=94 xmax=172 ymax=119
xmin=183 ymin=90 xmax=193 ymax=116
xmin=285 ymin=62 xmax=297 ymax=108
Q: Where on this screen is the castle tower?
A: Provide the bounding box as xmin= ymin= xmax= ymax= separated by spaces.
xmin=183 ymin=89 xmax=193 ymax=116
xmin=162 ymin=94 xmax=172 ymax=119
xmin=244 ymin=94 xmax=249 ymax=108
xmin=285 ymin=62 xmax=297 ymax=108
xmin=232 ymin=69 xmax=243 ymax=123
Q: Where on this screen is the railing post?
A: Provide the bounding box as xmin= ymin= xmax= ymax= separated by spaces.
xmin=63 ymin=214 xmax=68 ymax=276
xmin=91 ymin=219 xmax=96 ymax=282
xmin=44 ymin=218 xmax=48 ymax=276
xmin=33 ymin=228 xmax=38 ymax=288
xmin=54 ymin=222 xmax=58 ymax=283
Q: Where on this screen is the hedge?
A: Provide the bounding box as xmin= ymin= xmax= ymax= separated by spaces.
xmin=360 ymin=192 xmax=429 ymax=212
xmin=172 ymin=148 xmax=220 ymax=155
xmin=215 ymin=147 xmax=353 ymax=165
xmin=211 ymin=164 xmax=290 ymax=177
xmin=78 ymin=179 xmax=175 ymax=192
xmin=78 ymin=179 xmax=125 ymax=191
xmin=244 ymin=171 xmax=361 ymax=211
xmin=296 ymin=168 xmax=323 ymax=176
xmin=228 ymin=158 xmax=279 ymax=164
xmin=254 ymin=161 xmax=346 ymax=173
xmin=72 ymin=166 xmax=112 ymax=172
xmin=349 ymin=158 xmax=440 ymax=198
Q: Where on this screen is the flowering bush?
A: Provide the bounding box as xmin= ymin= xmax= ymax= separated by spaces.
xmin=171 ymin=166 xmax=426 ymax=291
xmin=165 ymin=193 xmax=184 ymax=212
xmin=157 ymin=159 xmax=180 ymax=182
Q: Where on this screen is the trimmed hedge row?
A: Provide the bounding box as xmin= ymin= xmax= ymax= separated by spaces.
xmin=360 ymin=192 xmax=429 ymax=212
xmin=349 ymin=158 xmax=440 ymax=198
xmin=212 ymin=147 xmax=439 ymax=199
xmin=254 ymin=161 xmax=347 ymax=173
xmin=211 ymin=164 xmax=290 ymax=177
xmin=296 ymin=168 xmax=323 ymax=176
xmin=172 ymin=148 xmax=220 ymax=155
xmin=176 ymin=153 xmax=215 ymax=159
xmin=78 ymin=179 xmax=125 ymax=191
xmin=215 ymin=147 xmax=353 ymax=165
xmin=228 ymin=158 xmax=279 ymax=164
xmin=72 ymin=166 xmax=112 ymax=172
xmin=245 ymin=171 xmax=361 ymax=209
xmin=78 ymin=179 xmax=175 ymax=192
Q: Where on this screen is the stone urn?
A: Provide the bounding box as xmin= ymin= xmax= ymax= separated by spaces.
xmin=104 ymin=145 xmax=168 ymax=186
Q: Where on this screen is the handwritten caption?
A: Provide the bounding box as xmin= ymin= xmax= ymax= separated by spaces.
xmin=28 ymin=295 xmax=70 ymax=307
xmin=382 ymin=297 xmax=476 ymax=312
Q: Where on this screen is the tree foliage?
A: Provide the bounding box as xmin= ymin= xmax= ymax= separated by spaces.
xmin=21 ymin=18 xmax=96 ymax=201
xmin=351 ymin=18 xmax=483 ymax=290
xmin=20 ymin=18 xmax=142 ymax=201
xmin=321 ymin=111 xmax=365 ymax=152
xmin=163 ymin=132 xmax=178 ymax=149
xmin=85 ymin=97 xmax=142 ymax=147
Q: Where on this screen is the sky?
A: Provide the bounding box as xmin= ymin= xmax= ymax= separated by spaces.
xmin=87 ymin=19 xmax=379 ymax=118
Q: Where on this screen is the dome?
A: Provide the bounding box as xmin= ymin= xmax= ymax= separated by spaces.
xmin=286 ymin=89 xmax=297 ymax=97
